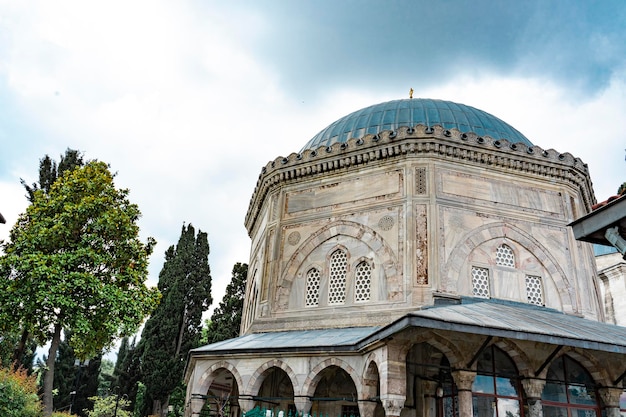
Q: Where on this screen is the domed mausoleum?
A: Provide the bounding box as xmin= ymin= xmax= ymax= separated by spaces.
xmin=185 ymin=99 xmax=626 ymax=417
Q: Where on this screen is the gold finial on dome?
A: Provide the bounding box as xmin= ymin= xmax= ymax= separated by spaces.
xmin=409 ymin=88 xmax=414 ymax=99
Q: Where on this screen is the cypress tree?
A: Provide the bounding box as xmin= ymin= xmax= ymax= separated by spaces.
xmin=139 ymin=224 xmax=212 ymax=416
xmin=46 ymin=331 xmax=102 ymax=416
xmin=112 ymin=336 xmax=142 ymax=411
xmin=20 ymin=148 xmax=84 ymax=203
xmin=203 ymin=263 xmax=248 ymax=344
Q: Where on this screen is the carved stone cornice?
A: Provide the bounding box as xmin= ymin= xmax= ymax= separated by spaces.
xmin=245 ymin=125 xmax=595 ymax=234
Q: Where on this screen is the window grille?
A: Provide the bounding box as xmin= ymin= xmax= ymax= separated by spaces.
xmin=328 ymin=250 xmax=347 ymax=304
xmin=471 ymin=267 xmax=490 ymax=298
xmin=525 ymin=275 xmax=544 ymax=306
xmin=305 ymin=268 xmax=320 ymax=307
xmin=495 ymin=244 xmax=515 ymax=267
xmin=354 ymin=261 xmax=371 ymax=302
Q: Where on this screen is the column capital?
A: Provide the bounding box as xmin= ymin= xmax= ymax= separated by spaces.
xmin=521 ymin=378 xmax=547 ymax=399
xmin=358 ymin=401 xmax=377 ymax=417
xmin=238 ymin=398 xmax=256 ymax=414
xmin=598 ymin=387 xmax=623 ymax=407
xmin=294 ymin=397 xmax=312 ymax=416
xmin=381 ymin=394 xmax=406 ymax=417
xmin=451 ymin=370 xmax=476 ymax=391
xmin=421 ymin=379 xmax=440 ymax=396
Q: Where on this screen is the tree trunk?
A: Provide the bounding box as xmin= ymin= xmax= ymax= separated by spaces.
xmin=12 ymin=329 xmax=29 ymax=370
xmin=153 ymin=399 xmax=163 ymax=417
xmin=43 ymin=323 xmax=62 ymax=416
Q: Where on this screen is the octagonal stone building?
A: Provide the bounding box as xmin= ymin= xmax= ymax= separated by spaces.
xmin=185 ymin=99 xmax=626 ymax=417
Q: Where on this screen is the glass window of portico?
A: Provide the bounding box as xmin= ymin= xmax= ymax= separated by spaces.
xmin=541 ymin=355 xmax=600 ymax=417
xmin=472 ymin=346 xmax=524 ymax=417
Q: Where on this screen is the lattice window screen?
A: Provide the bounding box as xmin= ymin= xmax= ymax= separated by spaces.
xmin=416 ymin=167 xmax=427 ymax=194
xmin=305 ymin=268 xmax=320 ymax=307
xmin=525 ymin=275 xmax=544 ymax=306
xmin=471 ymin=267 xmax=490 ymax=298
xmin=328 ymin=250 xmax=347 ymax=304
xmin=354 ymin=262 xmax=371 ymax=302
xmin=495 ymin=244 xmax=515 ymax=267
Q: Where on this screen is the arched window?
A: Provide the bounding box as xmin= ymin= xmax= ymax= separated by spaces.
xmin=472 ymin=346 xmax=524 ymax=417
xmin=305 ymin=268 xmax=321 ymax=307
xmin=542 ymin=356 xmax=599 ymax=417
xmin=471 ymin=266 xmax=491 ymax=298
xmin=525 ymin=275 xmax=544 ymax=306
xmin=496 ymin=244 xmax=515 ymax=267
xmin=354 ymin=261 xmax=371 ymax=302
xmin=328 ymin=249 xmax=347 ymax=305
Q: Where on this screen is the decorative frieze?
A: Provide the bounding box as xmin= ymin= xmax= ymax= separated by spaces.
xmin=245 ymin=125 xmax=594 ymax=234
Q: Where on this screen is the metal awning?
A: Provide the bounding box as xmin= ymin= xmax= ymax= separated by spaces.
xmin=569 ymin=194 xmax=626 ymax=247
xmin=190 ymin=299 xmax=626 ymax=357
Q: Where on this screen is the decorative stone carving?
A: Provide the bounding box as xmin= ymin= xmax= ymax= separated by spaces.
xmin=451 ymin=370 xmax=476 ymax=391
xmin=379 ymin=215 xmax=395 ymax=231
xmin=598 ymin=387 xmax=623 ymax=407
xmin=287 ymin=231 xmax=301 ymax=246
xmin=382 ymin=396 xmax=405 ymax=417
xmin=521 ymin=378 xmax=546 ymax=399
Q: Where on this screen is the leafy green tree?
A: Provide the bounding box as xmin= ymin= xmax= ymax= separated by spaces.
xmin=618 ymin=181 xmax=626 ymax=195
xmin=0 ymin=330 xmax=36 ymax=372
xmin=203 ymin=263 xmax=248 ymax=344
xmin=0 ymin=161 xmax=160 ymax=416
xmin=10 ymin=148 xmax=85 ymax=370
xmin=139 ymin=224 xmax=212 ymax=416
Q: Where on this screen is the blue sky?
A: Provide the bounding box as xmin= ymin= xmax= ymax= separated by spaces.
xmin=1 ymin=0 xmax=625 ymax=317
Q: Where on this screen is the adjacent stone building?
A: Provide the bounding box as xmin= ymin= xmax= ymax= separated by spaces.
xmin=184 ymin=99 xmax=626 ymax=417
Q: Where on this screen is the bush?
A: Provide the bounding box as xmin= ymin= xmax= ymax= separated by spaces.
xmin=86 ymin=395 xmax=132 ymax=417
xmin=0 ymin=365 xmax=42 ymax=417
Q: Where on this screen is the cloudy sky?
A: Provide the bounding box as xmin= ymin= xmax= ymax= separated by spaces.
xmin=1 ymin=0 xmax=625 ymax=316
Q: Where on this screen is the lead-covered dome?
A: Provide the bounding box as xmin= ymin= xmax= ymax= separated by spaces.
xmin=303 ymin=98 xmax=532 ymax=151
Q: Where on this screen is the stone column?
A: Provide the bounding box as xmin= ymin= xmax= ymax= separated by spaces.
xmin=521 ymin=378 xmax=546 ymax=417
xmin=598 ymin=387 xmax=623 ymax=417
xmin=188 ymin=396 xmax=207 ymax=417
xmin=379 ymin=343 xmax=407 ymax=417
xmin=294 ymin=397 xmax=312 ymax=417
xmin=452 ymin=370 xmax=476 ymax=417
xmin=381 ymin=395 xmax=405 ymax=417
xmin=358 ymin=401 xmax=378 ymax=417
xmin=420 ymin=380 xmax=439 ymax=417
xmin=238 ymin=398 xmax=257 ymax=415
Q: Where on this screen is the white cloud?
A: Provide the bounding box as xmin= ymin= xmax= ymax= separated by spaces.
xmin=1 ymin=0 xmax=625 ymax=330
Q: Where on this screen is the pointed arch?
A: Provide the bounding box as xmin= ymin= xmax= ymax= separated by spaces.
xmin=246 ymin=359 xmax=299 ymax=397
xmin=301 ymin=357 xmax=362 ymax=399
xmin=491 ymin=339 xmax=534 ymax=378
xmin=442 ymin=222 xmax=575 ymax=311
xmin=196 ymin=360 xmax=244 ymax=400
xmin=277 ymin=220 xmax=401 ymax=309
xmin=246 ymin=359 xmax=298 ymax=395
xmin=547 ymin=349 xmax=612 ymax=387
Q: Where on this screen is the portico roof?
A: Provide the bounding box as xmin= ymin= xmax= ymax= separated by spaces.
xmin=190 ymin=299 xmax=626 ymax=358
